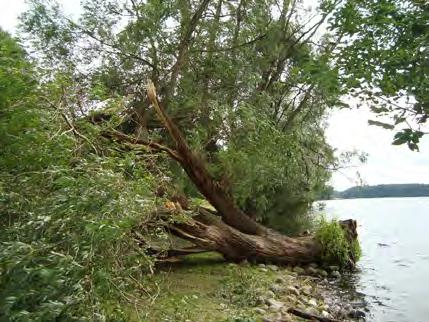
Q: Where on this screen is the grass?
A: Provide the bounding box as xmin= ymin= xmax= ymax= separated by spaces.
xmin=135 ymin=253 xmax=280 ymax=322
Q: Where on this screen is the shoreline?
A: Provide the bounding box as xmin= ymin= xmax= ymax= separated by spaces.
xmin=144 ymin=254 xmax=367 ymax=321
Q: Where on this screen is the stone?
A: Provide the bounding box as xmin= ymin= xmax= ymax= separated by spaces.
xmin=265 ymin=290 xmax=276 ymax=298
xmin=307 ymin=298 xmax=318 ymax=307
xmin=306 ymin=266 xmax=318 ymax=275
xmin=301 ymin=285 xmax=312 ymax=295
xmin=285 ymin=295 xmax=296 ymax=303
xmin=331 ymin=270 xmax=341 ymax=278
xmin=317 ymin=269 xmax=328 ymax=278
xmin=254 ymin=307 xmax=267 ymax=315
xmin=258 ymin=263 xmax=266 ymax=268
xmin=309 ymin=262 xmax=318 ymax=268
xmin=240 ymin=259 xmax=249 ymax=266
xmin=293 ymin=266 xmax=305 ymax=274
xmin=328 ymin=265 xmax=340 ymax=272
xmin=259 ymin=267 xmax=268 ymax=272
xmin=279 ymin=312 xmax=293 ymax=321
xmin=266 ymin=298 xmax=284 ymax=311
xmin=348 ymin=309 xmax=366 ymax=319
xmin=275 ymin=276 xmax=286 ymax=284
xmin=286 ymin=286 xmax=300 ymax=296
xmin=270 ymin=284 xmax=283 ymax=294
xmin=267 ymin=264 xmax=279 ymax=271
xmin=256 ymin=296 xmax=265 ymax=305
xmin=321 ymin=311 xmax=331 ymax=318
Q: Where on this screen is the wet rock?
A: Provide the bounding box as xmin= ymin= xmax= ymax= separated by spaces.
xmin=268 ymin=264 xmax=279 ymax=271
xmin=254 ymin=307 xmax=267 ymax=315
xmin=293 ymin=266 xmax=305 ymax=274
xmin=348 ymin=309 xmax=366 ymax=319
xmin=286 ymin=285 xmax=300 ymax=296
xmin=331 ymin=270 xmax=341 ymax=278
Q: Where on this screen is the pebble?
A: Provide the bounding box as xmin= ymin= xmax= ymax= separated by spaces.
xmin=265 ymin=290 xmax=276 ymax=298
xmin=328 ymin=265 xmax=340 ymax=272
xmin=267 ymin=264 xmax=279 ymax=271
xmin=270 ymin=284 xmax=283 ymax=294
xmin=293 ymin=266 xmax=305 ymax=274
xmin=275 ymin=276 xmax=286 ymax=284
xmin=259 ymin=267 xmax=268 ymax=272
xmin=266 ymin=298 xmax=284 ymax=311
xmin=306 ymin=266 xmax=318 ymax=275
xmin=258 ymin=263 xmax=266 ymax=268
xmin=286 ymin=285 xmax=300 ymax=296
xmin=317 ymin=269 xmax=328 ymax=278
xmin=321 ymin=310 xmax=331 ymax=318
xmin=254 ymin=307 xmax=267 ymax=315
xmin=308 ymin=298 xmax=318 ymax=307
xmin=331 ymin=270 xmax=341 ymax=278
xmin=348 ymin=309 xmax=366 ymax=319
xmin=301 ymin=285 xmax=312 ymax=295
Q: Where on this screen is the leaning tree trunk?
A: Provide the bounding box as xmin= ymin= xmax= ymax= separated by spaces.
xmin=110 ymin=82 xmax=358 ymax=266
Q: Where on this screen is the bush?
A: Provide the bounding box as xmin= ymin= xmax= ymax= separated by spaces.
xmin=315 ymin=218 xmax=361 ymax=268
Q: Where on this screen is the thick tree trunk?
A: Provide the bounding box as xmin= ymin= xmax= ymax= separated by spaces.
xmin=169 ymin=208 xmax=322 ymax=264
xmin=164 ymin=207 xmax=357 ymax=265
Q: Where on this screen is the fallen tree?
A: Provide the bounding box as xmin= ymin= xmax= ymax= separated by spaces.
xmin=108 ymin=82 xmax=360 ymax=267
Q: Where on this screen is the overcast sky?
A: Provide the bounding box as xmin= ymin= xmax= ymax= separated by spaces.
xmin=2 ymin=0 xmax=428 ymax=191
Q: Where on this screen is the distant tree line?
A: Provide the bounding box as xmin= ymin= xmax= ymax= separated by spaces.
xmin=324 ymin=184 xmax=429 ymax=199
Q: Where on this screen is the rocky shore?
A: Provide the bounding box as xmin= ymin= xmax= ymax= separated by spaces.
xmin=244 ymin=262 xmax=367 ymax=322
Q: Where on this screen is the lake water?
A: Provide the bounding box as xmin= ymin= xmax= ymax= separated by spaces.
xmin=323 ymin=197 xmax=429 ymax=322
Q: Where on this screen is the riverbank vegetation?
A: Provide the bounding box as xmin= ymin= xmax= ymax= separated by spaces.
xmin=0 ymin=0 xmax=427 ymax=320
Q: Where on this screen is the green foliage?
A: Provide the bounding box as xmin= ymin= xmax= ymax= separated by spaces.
xmin=315 ymin=219 xmax=360 ymax=268
xmin=350 ymin=239 xmax=362 ymax=262
xmin=0 ymin=30 xmax=167 ymax=321
xmin=330 ymin=0 xmax=429 ymax=148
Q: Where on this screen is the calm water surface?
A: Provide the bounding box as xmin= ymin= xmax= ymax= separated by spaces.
xmin=323 ymin=197 xmax=429 ymax=322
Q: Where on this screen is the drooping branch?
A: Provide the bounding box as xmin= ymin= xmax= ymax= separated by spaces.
xmin=103 ymin=129 xmax=183 ymax=162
